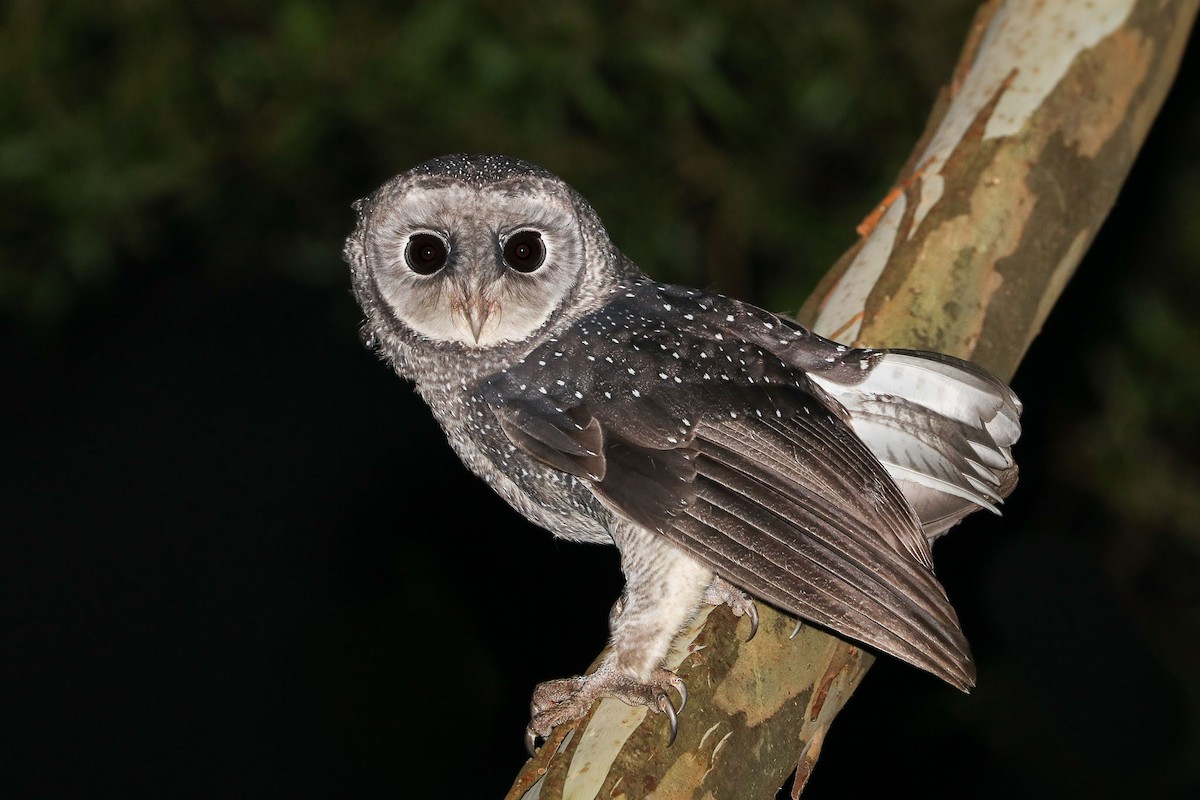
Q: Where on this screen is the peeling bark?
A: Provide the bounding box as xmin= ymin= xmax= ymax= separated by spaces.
xmin=803 ymin=0 xmax=1196 ymax=378
xmin=505 ymin=2 xmax=1197 ymax=797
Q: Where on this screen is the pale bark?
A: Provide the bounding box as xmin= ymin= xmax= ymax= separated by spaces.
xmin=506 ymin=2 xmax=1197 ymax=797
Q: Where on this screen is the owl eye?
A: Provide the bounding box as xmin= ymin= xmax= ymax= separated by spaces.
xmin=405 ymin=233 xmax=448 ymax=275
xmin=503 ymin=230 xmax=546 ymax=273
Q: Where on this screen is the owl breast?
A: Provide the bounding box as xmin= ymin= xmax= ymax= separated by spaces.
xmin=420 ymin=380 xmax=617 ymax=545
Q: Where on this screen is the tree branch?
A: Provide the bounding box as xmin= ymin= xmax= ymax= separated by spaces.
xmin=505 ymin=2 xmax=1197 ymax=797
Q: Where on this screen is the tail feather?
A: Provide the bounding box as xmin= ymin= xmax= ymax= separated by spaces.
xmin=807 ymin=349 xmax=1021 ymax=539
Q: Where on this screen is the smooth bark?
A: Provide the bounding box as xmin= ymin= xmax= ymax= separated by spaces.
xmin=506 ymin=2 xmax=1197 ymax=797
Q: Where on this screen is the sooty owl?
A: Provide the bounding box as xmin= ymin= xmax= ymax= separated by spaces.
xmin=344 ymin=153 xmax=1021 ymax=750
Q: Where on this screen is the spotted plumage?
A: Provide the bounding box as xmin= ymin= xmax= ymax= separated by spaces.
xmin=345 ymin=153 xmax=1021 ymax=747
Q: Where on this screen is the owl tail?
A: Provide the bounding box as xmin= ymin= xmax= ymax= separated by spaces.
xmin=808 ymin=350 xmax=1022 ymax=540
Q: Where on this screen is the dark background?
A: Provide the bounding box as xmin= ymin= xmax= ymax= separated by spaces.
xmin=3 ymin=2 xmax=1198 ymax=797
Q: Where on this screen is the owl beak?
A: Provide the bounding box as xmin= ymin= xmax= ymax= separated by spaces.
xmin=462 ymin=298 xmax=492 ymax=343
xmin=450 ymin=288 xmax=497 ymax=344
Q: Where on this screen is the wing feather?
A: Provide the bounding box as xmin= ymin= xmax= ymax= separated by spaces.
xmin=681 ymin=419 xmax=974 ymax=688
xmin=481 ymin=281 xmax=994 ymax=689
xmin=673 ymin=496 xmax=973 ymax=688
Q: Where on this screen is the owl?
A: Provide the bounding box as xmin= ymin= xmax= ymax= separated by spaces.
xmin=344 ymin=153 xmax=1020 ymax=749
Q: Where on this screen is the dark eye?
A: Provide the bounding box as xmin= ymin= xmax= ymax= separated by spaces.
xmin=405 ymin=233 xmax=448 ymax=275
xmin=503 ymin=230 xmax=546 ymax=273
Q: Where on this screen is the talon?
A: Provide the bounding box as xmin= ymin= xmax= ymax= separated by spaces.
xmin=674 ymin=676 xmax=688 ymax=715
xmin=789 ymin=619 xmax=803 ymax=640
xmin=525 ymin=726 xmax=541 ymax=757
xmin=658 ymin=693 xmax=679 ymax=745
xmin=745 ymin=603 xmax=760 ymax=641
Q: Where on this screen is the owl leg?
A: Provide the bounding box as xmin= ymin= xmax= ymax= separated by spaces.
xmin=526 ymin=524 xmax=712 ymax=752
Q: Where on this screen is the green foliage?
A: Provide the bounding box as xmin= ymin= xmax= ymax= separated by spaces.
xmin=0 ymin=0 xmax=973 ymax=327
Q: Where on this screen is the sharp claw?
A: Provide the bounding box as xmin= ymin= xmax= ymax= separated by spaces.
xmin=674 ymin=677 xmax=688 ymax=715
xmin=525 ymin=726 xmax=540 ymax=757
xmin=659 ymin=694 xmax=679 ymax=745
xmin=745 ymin=603 xmax=760 ymax=641
xmin=789 ymin=619 xmax=803 ymax=640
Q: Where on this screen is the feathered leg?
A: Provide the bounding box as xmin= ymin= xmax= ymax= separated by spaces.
xmin=527 ymin=523 xmax=713 ymax=750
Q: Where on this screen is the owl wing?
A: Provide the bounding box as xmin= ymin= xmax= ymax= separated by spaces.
xmin=671 ymin=412 xmax=973 ymax=690
xmin=483 ymin=282 xmax=975 ymax=690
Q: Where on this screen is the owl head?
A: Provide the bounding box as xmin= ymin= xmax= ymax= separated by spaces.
xmin=345 ymin=154 xmax=636 ymax=361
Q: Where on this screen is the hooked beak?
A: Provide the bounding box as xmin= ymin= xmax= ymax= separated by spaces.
xmin=451 ymin=289 xmax=499 ymax=344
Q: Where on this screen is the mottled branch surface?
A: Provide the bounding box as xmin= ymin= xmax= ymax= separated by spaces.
xmin=506 ymin=2 xmax=1197 ymax=798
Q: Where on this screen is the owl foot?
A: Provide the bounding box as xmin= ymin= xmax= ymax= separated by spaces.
xmin=524 ymin=665 xmax=686 ymax=755
xmin=703 ymin=576 xmax=759 ymax=640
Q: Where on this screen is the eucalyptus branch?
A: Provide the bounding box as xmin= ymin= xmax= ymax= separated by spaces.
xmin=506 ymin=2 xmax=1197 ymax=797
